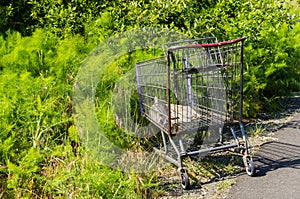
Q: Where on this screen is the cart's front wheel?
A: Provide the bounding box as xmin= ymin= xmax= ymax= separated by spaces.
xmin=245 ymin=158 xmax=255 ymax=176
xmin=180 ymin=172 xmax=190 ymax=190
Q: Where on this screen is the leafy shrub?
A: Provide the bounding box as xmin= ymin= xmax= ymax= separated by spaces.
xmin=0 ymin=29 xmax=155 ymax=198
xmin=243 ymin=22 xmax=300 ymax=116
xmin=0 ymin=1 xmax=299 ymax=198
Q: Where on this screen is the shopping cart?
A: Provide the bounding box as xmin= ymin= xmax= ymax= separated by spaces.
xmin=135 ymin=37 xmax=255 ymax=189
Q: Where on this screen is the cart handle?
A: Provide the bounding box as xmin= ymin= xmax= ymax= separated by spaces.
xmin=183 ymin=37 xmax=246 ymax=48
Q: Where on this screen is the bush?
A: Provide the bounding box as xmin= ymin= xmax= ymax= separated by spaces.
xmin=243 ymin=22 xmax=300 ymax=116
xmin=0 ymin=0 xmax=299 ymax=197
xmin=0 ymin=29 xmax=155 ymax=198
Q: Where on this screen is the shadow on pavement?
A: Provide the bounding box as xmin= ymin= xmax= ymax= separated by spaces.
xmin=279 ymin=120 xmax=300 ymax=130
xmin=253 ymin=140 xmax=300 ymax=177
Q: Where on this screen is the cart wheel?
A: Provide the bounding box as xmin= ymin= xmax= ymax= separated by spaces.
xmin=180 ymin=172 xmax=190 ymax=190
xmin=245 ymin=158 xmax=255 ymax=176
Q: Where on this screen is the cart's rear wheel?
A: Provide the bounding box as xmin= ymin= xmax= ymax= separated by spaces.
xmin=245 ymin=157 xmax=255 ymax=176
xmin=180 ymin=171 xmax=190 ymax=190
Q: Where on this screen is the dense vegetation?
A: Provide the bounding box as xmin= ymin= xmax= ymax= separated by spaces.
xmin=0 ymin=0 xmax=299 ymax=198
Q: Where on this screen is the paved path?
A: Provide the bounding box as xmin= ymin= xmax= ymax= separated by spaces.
xmin=227 ymin=113 xmax=300 ymax=199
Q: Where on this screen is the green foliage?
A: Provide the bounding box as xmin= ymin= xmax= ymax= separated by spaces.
xmin=95 ymin=49 xmax=163 ymax=149
xmin=243 ymin=22 xmax=300 ymax=115
xmin=0 ymin=0 xmax=300 ymax=198
xmin=0 ymin=29 xmax=155 ymax=198
xmin=85 ymin=0 xmax=300 ymax=116
xmin=1 ymin=30 xmax=55 ymax=76
xmin=0 ymin=0 xmax=35 ymax=36
xmin=28 ymin=0 xmax=106 ymax=37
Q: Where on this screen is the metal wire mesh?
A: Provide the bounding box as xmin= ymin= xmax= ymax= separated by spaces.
xmin=136 ymin=37 xmax=245 ymax=136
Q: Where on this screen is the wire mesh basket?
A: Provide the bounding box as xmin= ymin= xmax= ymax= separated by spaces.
xmin=135 ymin=37 xmax=255 ymax=189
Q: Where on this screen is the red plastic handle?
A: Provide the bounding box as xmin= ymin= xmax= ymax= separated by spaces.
xmin=185 ymin=37 xmax=246 ymax=48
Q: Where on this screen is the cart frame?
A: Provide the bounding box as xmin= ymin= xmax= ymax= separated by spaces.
xmin=135 ymin=37 xmax=255 ymax=189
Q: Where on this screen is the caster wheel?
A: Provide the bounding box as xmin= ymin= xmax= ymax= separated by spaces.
xmin=245 ymin=158 xmax=255 ymax=176
xmin=180 ymin=172 xmax=190 ymax=190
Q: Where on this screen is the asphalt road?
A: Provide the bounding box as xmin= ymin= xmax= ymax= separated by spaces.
xmin=227 ymin=113 xmax=300 ymax=199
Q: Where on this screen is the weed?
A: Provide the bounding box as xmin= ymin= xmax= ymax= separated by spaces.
xmin=248 ymin=124 xmax=266 ymax=136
